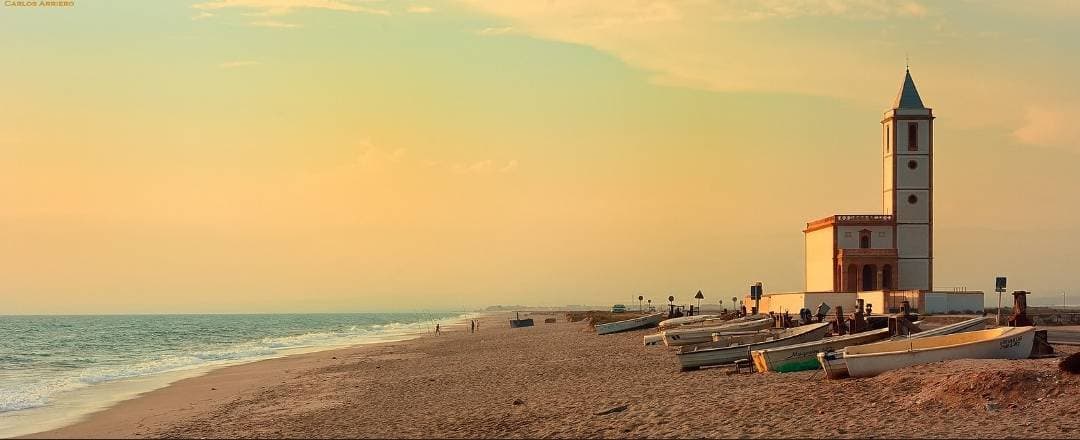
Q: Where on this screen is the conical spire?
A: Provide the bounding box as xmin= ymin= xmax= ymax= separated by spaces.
xmin=892 ymin=68 xmax=926 ymax=109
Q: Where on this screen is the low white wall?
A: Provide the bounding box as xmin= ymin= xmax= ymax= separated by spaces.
xmin=923 ymin=291 xmax=985 ymax=314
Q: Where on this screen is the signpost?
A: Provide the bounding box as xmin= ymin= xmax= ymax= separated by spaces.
xmin=995 ymin=276 xmax=1007 ymax=326
xmin=638 ymin=295 xmax=644 ymax=312
xmin=750 ymin=282 xmax=763 ymax=315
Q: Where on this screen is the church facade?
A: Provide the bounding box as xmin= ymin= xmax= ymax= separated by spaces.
xmin=750 ymin=68 xmax=984 ymax=316
xmin=804 ymin=68 xmax=934 ymax=294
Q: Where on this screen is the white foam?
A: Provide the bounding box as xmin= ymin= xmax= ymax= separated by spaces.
xmin=0 ymin=313 xmax=476 ymax=438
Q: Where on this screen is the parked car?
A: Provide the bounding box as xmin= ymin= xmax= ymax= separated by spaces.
xmin=611 ymin=304 xmax=627 ymax=313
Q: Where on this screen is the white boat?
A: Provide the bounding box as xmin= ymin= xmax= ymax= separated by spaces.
xmin=909 ymin=316 xmax=989 ymax=339
xmin=750 ymin=328 xmax=890 ymax=373
xmin=824 ymin=326 xmax=1035 ymax=379
xmin=657 ymin=314 xmax=721 ymax=330
xmin=675 ymin=322 xmax=830 ymax=371
xmin=595 ymin=312 xmax=666 ymax=335
xmin=817 ymin=316 xmax=992 ymax=379
xmin=662 ymin=318 xmax=773 ymax=346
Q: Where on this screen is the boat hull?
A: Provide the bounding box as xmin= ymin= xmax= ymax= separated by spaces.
xmin=751 ymin=328 xmax=890 ymax=373
xmin=662 ymin=318 xmax=773 ymax=346
xmin=595 ymin=313 xmax=666 ymax=335
xmin=909 ymin=316 xmax=988 ymax=339
xmin=844 ymin=326 xmax=1036 ymax=378
xmin=676 ymin=323 xmax=830 ymax=371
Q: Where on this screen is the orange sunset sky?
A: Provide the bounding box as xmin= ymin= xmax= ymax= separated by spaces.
xmin=2 ymin=0 xmax=1078 ymax=313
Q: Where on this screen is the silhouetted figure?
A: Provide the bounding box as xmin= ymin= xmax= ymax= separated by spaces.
xmin=435 ymin=323 xmax=441 ymax=335
xmin=471 ymin=320 xmax=475 ymax=333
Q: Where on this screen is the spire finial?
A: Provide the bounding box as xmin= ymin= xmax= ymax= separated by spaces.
xmin=905 ymin=53 xmax=910 ymax=71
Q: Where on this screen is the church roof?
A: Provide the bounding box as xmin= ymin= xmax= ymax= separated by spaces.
xmin=891 ymin=68 xmax=926 ymax=109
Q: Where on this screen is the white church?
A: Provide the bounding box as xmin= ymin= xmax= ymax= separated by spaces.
xmin=755 ymin=69 xmax=984 ymax=316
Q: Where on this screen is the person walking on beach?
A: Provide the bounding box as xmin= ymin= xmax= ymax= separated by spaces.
xmin=435 ymin=323 xmax=441 ymax=335
xmin=470 ymin=320 xmax=475 ymax=333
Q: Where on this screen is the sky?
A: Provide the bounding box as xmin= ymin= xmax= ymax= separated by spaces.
xmin=1 ymin=0 xmax=1079 ymax=313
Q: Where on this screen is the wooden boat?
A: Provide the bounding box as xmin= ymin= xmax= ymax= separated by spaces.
xmin=509 ymin=312 xmax=533 ymax=328
xmin=675 ymin=322 xmax=830 ymax=371
xmin=687 ymin=330 xmax=776 ymax=350
xmin=821 ymin=326 xmax=1035 ymax=379
xmin=662 ymin=318 xmax=773 ymax=346
xmin=909 ymin=316 xmax=989 ymax=339
xmin=817 ymin=316 xmax=992 ymax=379
xmin=750 ymin=328 xmax=890 ymax=373
xmin=658 ymin=314 xmax=721 ymax=330
xmin=595 ymin=312 xmax=666 ymax=335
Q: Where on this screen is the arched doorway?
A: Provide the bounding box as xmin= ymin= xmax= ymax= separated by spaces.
xmin=882 ymin=265 xmax=893 ymax=290
xmin=846 ymin=264 xmax=859 ymax=292
xmin=862 ymin=264 xmax=877 ymax=291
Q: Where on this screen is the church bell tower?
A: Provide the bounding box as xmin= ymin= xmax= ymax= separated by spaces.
xmin=882 ymin=68 xmax=933 ymax=291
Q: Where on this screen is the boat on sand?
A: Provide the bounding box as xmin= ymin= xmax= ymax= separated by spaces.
xmin=817 ymin=316 xmax=993 ymax=379
xmin=750 ymin=328 xmax=891 ymax=373
xmin=820 ymin=326 xmax=1035 ymax=379
xmin=657 ymin=314 xmax=720 ymax=330
xmin=908 ymin=316 xmax=989 ymax=339
xmin=676 ymin=322 xmax=830 ymax=371
xmin=661 ymin=318 xmax=773 ymax=346
xmin=595 ymin=313 xmax=666 ymax=335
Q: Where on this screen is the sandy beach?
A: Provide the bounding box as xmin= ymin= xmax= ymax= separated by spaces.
xmin=28 ymin=314 xmax=1080 ymax=439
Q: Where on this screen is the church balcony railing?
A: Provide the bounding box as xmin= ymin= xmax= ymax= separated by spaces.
xmin=805 ymin=214 xmax=895 ymax=231
xmin=836 ymin=248 xmax=898 ymax=258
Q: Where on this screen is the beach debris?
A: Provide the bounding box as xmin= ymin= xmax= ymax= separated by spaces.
xmin=985 ymin=402 xmax=998 ymax=412
xmin=1061 ymin=352 xmax=1080 ymax=374
xmin=513 ymin=399 xmax=525 ymax=406
xmin=595 ymin=405 xmax=629 ymax=416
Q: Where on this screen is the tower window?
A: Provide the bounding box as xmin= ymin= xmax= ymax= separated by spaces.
xmin=859 ymin=229 xmax=872 ymax=249
xmin=908 ymin=160 xmax=918 ymax=170
xmin=908 ymin=194 xmax=918 ymax=204
xmin=886 ymin=126 xmax=890 ymax=153
xmin=908 ymin=123 xmax=918 ymax=151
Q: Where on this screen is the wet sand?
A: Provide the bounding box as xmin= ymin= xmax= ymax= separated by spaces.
xmin=28 ymin=314 xmax=1080 ymax=438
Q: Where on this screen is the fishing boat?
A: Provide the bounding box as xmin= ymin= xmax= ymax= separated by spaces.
xmin=675 ymin=322 xmax=830 ymax=371
xmin=595 ymin=312 xmax=666 ymax=335
xmin=908 ymin=316 xmax=989 ymax=339
xmin=817 ymin=316 xmax=992 ymax=379
xmin=750 ymin=328 xmax=890 ymax=373
xmin=843 ymin=326 xmax=1035 ymax=378
xmin=662 ymin=317 xmax=773 ymax=346
xmin=658 ymin=314 xmax=721 ymax=330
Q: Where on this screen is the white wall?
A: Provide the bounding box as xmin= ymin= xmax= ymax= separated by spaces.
xmin=922 ymin=292 xmax=984 ymax=314
xmin=857 ymin=291 xmax=888 ymax=314
xmin=805 ymin=227 xmax=835 ymax=292
xmin=766 ymin=291 xmax=857 ymax=314
xmin=836 ymin=225 xmax=893 ymax=249
xmin=898 ymin=259 xmax=930 ymax=290
xmin=894 ymin=120 xmax=931 ymax=154
xmin=895 ymin=190 xmax=930 ymax=223
xmin=897 ymin=224 xmax=930 ymax=258
xmin=896 ymin=156 xmax=930 ymax=189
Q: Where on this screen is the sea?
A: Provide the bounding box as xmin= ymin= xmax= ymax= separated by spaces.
xmin=0 ymin=312 xmax=470 ymax=437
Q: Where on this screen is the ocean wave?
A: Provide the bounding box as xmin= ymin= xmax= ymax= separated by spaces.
xmin=0 ymin=313 xmax=459 ymax=416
